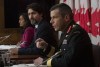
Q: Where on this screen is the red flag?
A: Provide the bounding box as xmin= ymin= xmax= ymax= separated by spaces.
xmin=74 ymin=0 xmax=80 ymax=24
xmin=91 ymin=0 xmax=99 ymax=45
xmin=80 ymin=0 xmax=91 ymax=33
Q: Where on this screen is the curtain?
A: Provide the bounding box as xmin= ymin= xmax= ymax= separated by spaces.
xmin=59 ymin=0 xmax=100 ymax=45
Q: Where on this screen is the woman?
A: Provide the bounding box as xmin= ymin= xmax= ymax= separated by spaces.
xmin=18 ymin=13 xmax=34 ymax=48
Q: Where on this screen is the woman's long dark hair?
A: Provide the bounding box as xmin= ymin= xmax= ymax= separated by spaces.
xmin=19 ymin=13 xmax=34 ymax=34
xmin=19 ymin=13 xmax=33 ymax=28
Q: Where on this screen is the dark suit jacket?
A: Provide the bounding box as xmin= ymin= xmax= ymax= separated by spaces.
xmin=18 ymin=19 xmax=57 ymax=57
xmin=50 ymin=20 xmax=94 ymax=67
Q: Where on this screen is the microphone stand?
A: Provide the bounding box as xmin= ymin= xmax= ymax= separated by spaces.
xmin=0 ymin=34 xmax=14 ymax=67
xmin=35 ymin=50 xmax=62 ymax=67
xmin=0 ymin=34 xmax=11 ymax=43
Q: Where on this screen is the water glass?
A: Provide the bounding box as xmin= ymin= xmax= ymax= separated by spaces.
xmin=1 ymin=53 xmax=10 ymax=67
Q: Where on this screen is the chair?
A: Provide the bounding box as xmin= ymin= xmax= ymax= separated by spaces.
xmin=92 ymin=45 xmax=100 ymax=67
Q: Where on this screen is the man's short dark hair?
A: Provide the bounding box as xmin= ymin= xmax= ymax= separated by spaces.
xmin=50 ymin=3 xmax=73 ymax=19
xmin=26 ymin=3 xmax=43 ymax=14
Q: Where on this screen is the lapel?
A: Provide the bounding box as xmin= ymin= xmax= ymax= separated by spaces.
xmin=58 ymin=20 xmax=75 ymax=49
xmin=58 ymin=31 xmax=67 ymax=48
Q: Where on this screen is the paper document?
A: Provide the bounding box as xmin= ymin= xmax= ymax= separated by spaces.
xmin=0 ymin=45 xmax=18 ymax=50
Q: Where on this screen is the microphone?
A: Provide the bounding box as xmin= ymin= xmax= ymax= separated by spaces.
xmin=36 ymin=50 xmax=62 ymax=67
xmin=0 ymin=34 xmax=12 ymax=43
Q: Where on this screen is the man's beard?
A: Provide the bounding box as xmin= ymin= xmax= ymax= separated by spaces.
xmin=31 ymin=20 xmax=37 ymax=25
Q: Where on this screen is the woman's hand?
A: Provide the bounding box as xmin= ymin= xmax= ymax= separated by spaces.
xmin=8 ymin=48 xmax=18 ymax=55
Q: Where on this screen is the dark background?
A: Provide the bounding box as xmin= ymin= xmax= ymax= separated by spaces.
xmin=4 ymin=0 xmax=56 ymax=28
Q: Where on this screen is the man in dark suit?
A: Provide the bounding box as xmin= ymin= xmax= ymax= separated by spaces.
xmin=35 ymin=3 xmax=95 ymax=67
xmin=9 ymin=3 xmax=57 ymax=58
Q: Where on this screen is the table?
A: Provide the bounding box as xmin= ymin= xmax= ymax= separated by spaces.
xmin=10 ymin=55 xmax=39 ymax=60
xmin=11 ymin=64 xmax=47 ymax=67
xmin=0 ymin=45 xmax=17 ymax=61
xmin=10 ymin=55 xmax=40 ymax=64
xmin=0 ymin=45 xmax=17 ymax=58
xmin=0 ymin=45 xmax=40 ymax=64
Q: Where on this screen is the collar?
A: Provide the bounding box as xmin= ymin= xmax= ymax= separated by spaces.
xmin=62 ymin=20 xmax=75 ymax=34
xmin=35 ymin=24 xmax=38 ymax=28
